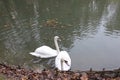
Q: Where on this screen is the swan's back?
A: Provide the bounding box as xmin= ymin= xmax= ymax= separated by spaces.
xmin=55 ymin=51 xmax=71 ymax=71
xmin=30 ymin=46 xmax=58 ymax=58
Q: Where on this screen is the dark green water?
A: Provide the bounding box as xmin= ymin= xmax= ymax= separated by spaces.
xmin=0 ymin=0 xmax=120 ymax=70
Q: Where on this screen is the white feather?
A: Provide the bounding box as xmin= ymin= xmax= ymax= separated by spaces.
xmin=29 ymin=36 xmax=60 ymax=58
xmin=55 ymin=51 xmax=71 ymax=71
xmin=30 ymin=46 xmax=57 ymax=58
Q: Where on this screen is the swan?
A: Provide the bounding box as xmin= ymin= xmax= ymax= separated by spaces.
xmin=55 ymin=37 xmax=71 ymax=71
xmin=55 ymin=51 xmax=71 ymax=71
xmin=29 ymin=36 xmax=60 ymax=58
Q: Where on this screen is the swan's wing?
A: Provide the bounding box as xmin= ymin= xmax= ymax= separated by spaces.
xmin=55 ymin=51 xmax=71 ymax=71
xmin=30 ymin=46 xmax=58 ymax=58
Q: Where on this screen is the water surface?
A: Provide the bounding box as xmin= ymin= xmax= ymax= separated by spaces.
xmin=0 ymin=0 xmax=120 ymax=70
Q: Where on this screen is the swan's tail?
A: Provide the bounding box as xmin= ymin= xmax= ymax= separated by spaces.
xmin=29 ymin=52 xmax=40 ymax=57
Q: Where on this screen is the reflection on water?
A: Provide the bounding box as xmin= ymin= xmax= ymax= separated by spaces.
xmin=0 ymin=0 xmax=120 ymax=70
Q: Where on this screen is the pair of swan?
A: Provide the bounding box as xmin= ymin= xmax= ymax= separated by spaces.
xmin=30 ymin=36 xmax=71 ymax=71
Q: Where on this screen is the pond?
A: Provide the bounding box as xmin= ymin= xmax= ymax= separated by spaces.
xmin=0 ymin=0 xmax=120 ymax=70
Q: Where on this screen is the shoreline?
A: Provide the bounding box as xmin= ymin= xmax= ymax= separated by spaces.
xmin=0 ymin=63 xmax=120 ymax=80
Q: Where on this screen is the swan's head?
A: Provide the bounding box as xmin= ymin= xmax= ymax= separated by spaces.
xmin=54 ymin=36 xmax=59 ymax=39
xmin=54 ymin=36 xmax=61 ymax=41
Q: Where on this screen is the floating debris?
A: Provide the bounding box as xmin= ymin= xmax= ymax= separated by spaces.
xmin=43 ymin=19 xmax=73 ymax=28
xmin=44 ymin=19 xmax=59 ymax=27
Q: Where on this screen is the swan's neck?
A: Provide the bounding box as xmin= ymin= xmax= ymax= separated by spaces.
xmin=61 ymin=59 xmax=64 ymax=70
xmin=54 ymin=38 xmax=60 ymax=54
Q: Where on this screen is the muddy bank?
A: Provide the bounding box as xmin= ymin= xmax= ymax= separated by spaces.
xmin=0 ymin=63 xmax=120 ymax=80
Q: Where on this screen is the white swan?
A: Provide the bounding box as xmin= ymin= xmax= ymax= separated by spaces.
xmin=55 ymin=51 xmax=71 ymax=71
xmin=55 ymin=39 xmax=71 ymax=71
xmin=29 ymin=36 xmax=60 ymax=58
